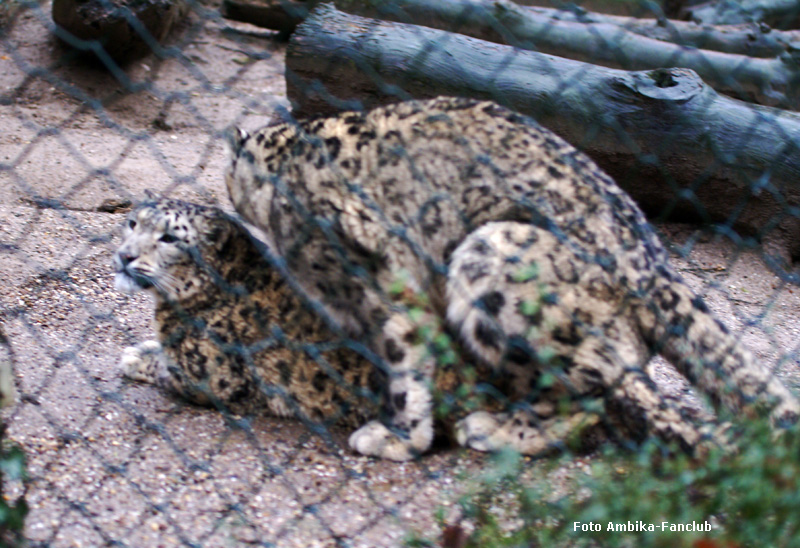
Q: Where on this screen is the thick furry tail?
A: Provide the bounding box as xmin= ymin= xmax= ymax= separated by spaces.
xmin=636 ymin=270 xmax=800 ymax=428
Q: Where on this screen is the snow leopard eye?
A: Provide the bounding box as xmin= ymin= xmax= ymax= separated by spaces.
xmin=159 ymin=233 xmax=178 ymax=244
xmin=128 ymin=219 xmax=137 ymax=230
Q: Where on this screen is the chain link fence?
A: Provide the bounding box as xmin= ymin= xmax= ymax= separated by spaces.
xmin=2 ymin=0 xmax=800 ymax=546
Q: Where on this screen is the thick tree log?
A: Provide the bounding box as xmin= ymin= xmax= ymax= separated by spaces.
xmin=218 ymin=0 xmax=665 ymax=31
xmin=224 ymin=0 xmax=800 ymax=109
xmin=513 ymin=0 xmax=661 ymax=16
xmin=525 ymin=6 xmax=800 ymax=58
xmin=323 ymin=0 xmax=800 ymax=109
xmin=287 ymin=4 xmax=800 ymax=261
xmin=682 ymin=0 xmax=800 ymax=29
xmin=221 ymin=0 xmax=800 ymax=58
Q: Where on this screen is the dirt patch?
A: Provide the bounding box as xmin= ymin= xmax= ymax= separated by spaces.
xmin=2 ymin=3 xmax=800 ymax=547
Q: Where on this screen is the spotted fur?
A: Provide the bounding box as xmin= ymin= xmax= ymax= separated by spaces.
xmin=117 ymin=197 xmax=623 ymax=457
xmin=114 ymin=198 xmax=377 ymax=427
xmin=223 ymin=96 xmax=799 ymax=460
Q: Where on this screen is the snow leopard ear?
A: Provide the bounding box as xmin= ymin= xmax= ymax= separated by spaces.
xmin=143 ymin=189 xmax=160 ymax=202
xmin=224 ymin=126 xmax=249 ymax=153
xmin=204 ymin=213 xmax=235 ymax=250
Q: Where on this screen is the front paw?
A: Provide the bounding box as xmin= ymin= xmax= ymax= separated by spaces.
xmin=349 ymin=420 xmax=430 ymax=461
xmin=119 ymin=340 xmax=163 ymax=384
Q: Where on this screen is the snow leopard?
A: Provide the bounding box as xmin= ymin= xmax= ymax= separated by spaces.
xmin=113 ymin=197 xmax=378 ymax=428
xmin=224 ymin=95 xmax=800 ymax=461
xmin=113 ymin=197 xmax=605 ymax=452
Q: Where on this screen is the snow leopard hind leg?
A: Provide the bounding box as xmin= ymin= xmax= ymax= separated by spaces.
xmin=446 ymin=221 xmax=795 ymax=455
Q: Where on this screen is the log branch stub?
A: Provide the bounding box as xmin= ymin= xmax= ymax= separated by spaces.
xmin=624 ymin=67 xmax=705 ymax=101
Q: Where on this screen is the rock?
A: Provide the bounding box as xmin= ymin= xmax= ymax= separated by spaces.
xmin=97 ymin=197 xmax=133 ymax=213
xmin=0 ymin=329 xmax=15 ymax=408
xmin=52 ymin=0 xmax=187 ymax=64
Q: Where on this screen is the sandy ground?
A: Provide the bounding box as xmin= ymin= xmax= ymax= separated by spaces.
xmin=2 ymin=3 xmax=800 ymax=547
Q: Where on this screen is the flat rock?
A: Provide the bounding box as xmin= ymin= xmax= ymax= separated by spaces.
xmin=52 ymin=0 xmax=187 ymax=63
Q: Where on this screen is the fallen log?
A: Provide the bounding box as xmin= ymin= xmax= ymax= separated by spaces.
xmin=524 ymin=6 xmax=800 ymax=58
xmin=682 ymin=0 xmax=800 ymax=29
xmin=287 ymin=4 xmax=800 ymax=262
xmin=327 ymin=0 xmax=800 ymax=109
xmin=218 ymin=0 xmax=664 ymax=32
xmin=513 ymin=0 xmax=664 ymax=17
xmin=221 ymin=0 xmax=800 ymax=59
xmin=224 ymin=0 xmax=800 ymax=109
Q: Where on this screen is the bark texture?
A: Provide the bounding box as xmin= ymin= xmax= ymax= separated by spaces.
xmin=287 ymin=4 xmax=800 ymax=260
xmin=524 ymin=5 xmax=800 ymax=58
xmin=682 ymin=0 xmax=800 ymax=29
xmin=223 ymin=0 xmax=800 ymax=109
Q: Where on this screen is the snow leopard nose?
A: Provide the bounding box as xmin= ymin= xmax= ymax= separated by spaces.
xmin=118 ymin=250 xmax=137 ymax=267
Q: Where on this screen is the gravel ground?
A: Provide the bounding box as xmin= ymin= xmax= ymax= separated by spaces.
xmin=2 ymin=3 xmax=800 ymax=547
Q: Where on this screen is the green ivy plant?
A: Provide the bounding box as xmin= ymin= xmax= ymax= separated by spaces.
xmin=412 ymin=417 xmax=800 ymax=548
xmin=0 ymin=423 xmax=26 ymax=548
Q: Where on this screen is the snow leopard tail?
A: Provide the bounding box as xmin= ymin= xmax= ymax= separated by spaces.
xmin=637 ymin=270 xmax=800 ymax=428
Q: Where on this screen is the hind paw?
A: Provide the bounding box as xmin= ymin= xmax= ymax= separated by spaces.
xmin=455 ymin=411 xmax=509 ymax=452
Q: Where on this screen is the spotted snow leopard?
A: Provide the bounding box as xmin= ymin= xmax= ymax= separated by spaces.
xmin=114 ymin=197 xmax=377 ymax=428
xmin=221 ymin=95 xmax=799 ymax=461
xmin=114 ymin=197 xmax=603 ymax=451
